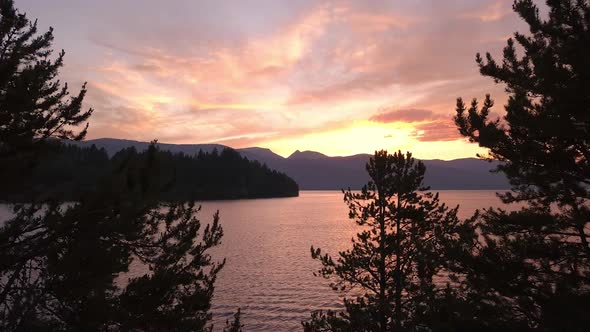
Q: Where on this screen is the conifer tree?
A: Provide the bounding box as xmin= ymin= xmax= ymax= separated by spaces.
xmin=454 ymin=0 xmax=590 ymax=328
xmin=0 ymin=0 xmax=91 ymax=187
xmin=304 ymin=150 xmax=466 ymax=331
xmin=0 ymin=1 xmax=227 ymax=330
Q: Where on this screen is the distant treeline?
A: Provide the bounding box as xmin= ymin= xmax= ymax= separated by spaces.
xmin=4 ymin=143 xmax=299 ymax=201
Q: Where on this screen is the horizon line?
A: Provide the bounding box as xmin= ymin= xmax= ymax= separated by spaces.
xmin=80 ymin=137 xmax=483 ymax=161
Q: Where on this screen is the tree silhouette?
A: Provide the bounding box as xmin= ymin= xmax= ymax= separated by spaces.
xmin=304 ymin=150 xmax=466 ymax=331
xmin=0 ymin=0 xmax=91 ymax=146
xmin=454 ymin=0 xmax=590 ymax=328
xmin=0 ymin=1 xmax=227 ymax=330
xmin=0 ymin=143 xmax=299 ymax=202
xmin=0 ymin=0 xmax=92 ymax=191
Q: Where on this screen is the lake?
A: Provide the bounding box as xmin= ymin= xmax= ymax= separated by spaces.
xmin=198 ymin=190 xmax=518 ymax=331
xmin=0 ymin=190 xmax=519 ymax=331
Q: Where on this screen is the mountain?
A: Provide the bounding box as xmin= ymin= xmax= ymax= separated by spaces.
xmin=288 ymin=150 xmax=329 ymax=160
xmin=71 ymin=138 xmax=226 ymax=157
xmin=7 ymin=142 xmax=298 ymax=201
xmin=71 ymin=138 xmax=510 ymax=190
xmin=238 ymin=147 xmax=284 ymax=162
xmin=255 ymin=153 xmax=508 ymax=190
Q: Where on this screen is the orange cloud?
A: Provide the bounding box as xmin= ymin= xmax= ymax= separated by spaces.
xmin=370 ymin=108 xmax=441 ymax=123
xmin=411 ymin=119 xmax=460 ymax=142
xmin=26 ymin=0 xmax=525 ymax=160
xmin=368 ymin=107 xmax=460 ymax=143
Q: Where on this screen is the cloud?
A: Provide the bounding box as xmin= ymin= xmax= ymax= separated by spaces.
xmin=16 ymin=0 xmax=526 ymax=159
xmin=369 ymin=107 xmax=461 ymax=142
xmin=459 ymin=0 xmax=513 ymax=22
xmin=370 ymin=108 xmax=440 ymax=123
xmin=285 ymin=1 xmax=520 ymax=107
xmin=411 ymin=119 xmax=460 ymax=142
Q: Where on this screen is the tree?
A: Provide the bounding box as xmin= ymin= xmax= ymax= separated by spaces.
xmin=0 ymin=0 xmax=92 ymax=190
xmin=304 ymin=150 xmax=466 ymax=331
xmin=0 ymin=1 xmax=227 ymax=330
xmin=454 ymin=0 xmax=590 ymax=328
xmin=0 ymin=143 xmax=299 ymax=202
xmin=1 ymin=144 xmax=226 ymax=331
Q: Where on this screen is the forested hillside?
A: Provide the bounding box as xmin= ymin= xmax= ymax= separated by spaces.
xmin=74 ymin=138 xmax=510 ymax=190
xmin=3 ymin=143 xmax=299 ymax=201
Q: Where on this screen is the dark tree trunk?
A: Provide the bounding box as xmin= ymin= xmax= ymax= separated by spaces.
xmin=394 ymin=194 xmax=402 ymax=331
xmin=378 ymin=190 xmax=387 ymax=332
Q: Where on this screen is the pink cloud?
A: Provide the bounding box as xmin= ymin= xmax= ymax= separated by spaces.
xmin=370 ymin=108 xmax=440 ymax=123
xmin=411 ymin=119 xmax=460 ymax=142
xmin=17 ymin=0 xmax=527 ymax=157
xmin=459 ymin=0 xmax=513 ymax=22
xmin=369 ymin=107 xmax=460 ymax=142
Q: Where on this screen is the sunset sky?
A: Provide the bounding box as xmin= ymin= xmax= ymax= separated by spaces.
xmin=18 ymin=0 xmax=527 ymax=159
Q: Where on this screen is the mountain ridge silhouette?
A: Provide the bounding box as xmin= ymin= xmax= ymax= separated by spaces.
xmin=70 ymin=138 xmax=509 ymax=190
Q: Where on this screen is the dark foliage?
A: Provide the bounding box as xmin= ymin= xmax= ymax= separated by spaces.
xmin=454 ymin=0 xmax=590 ymax=329
xmin=139 ymin=146 xmax=299 ymax=201
xmin=0 ymin=1 xmax=232 ymax=330
xmin=304 ymin=150 xmax=469 ymax=331
xmin=0 ymin=142 xmax=299 ymax=201
xmin=0 ymin=0 xmax=92 ymax=193
xmin=0 ymin=144 xmax=226 ymax=331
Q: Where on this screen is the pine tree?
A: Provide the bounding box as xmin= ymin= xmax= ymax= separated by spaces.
xmin=0 ymin=1 xmax=227 ymax=330
xmin=0 ymin=0 xmax=92 ymax=188
xmin=304 ymin=150 xmax=465 ymax=331
xmin=454 ymin=0 xmax=590 ymax=328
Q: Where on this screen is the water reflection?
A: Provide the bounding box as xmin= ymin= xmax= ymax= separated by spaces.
xmin=0 ymin=190 xmax=519 ymax=331
xmin=198 ymin=190 xmax=518 ymax=331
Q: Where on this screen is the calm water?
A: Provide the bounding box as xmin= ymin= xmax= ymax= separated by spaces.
xmin=199 ymin=190 xmax=518 ymax=331
xmin=0 ymin=190 xmax=519 ymax=331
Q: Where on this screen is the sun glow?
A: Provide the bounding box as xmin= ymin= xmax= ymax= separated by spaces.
xmin=263 ymin=121 xmax=410 ymax=157
xmin=66 ymin=0 xmax=509 ymax=161
xmin=259 ymin=120 xmax=485 ymax=160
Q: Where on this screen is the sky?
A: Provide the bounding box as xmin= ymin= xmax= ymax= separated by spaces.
xmin=17 ymin=0 xmax=529 ymax=159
